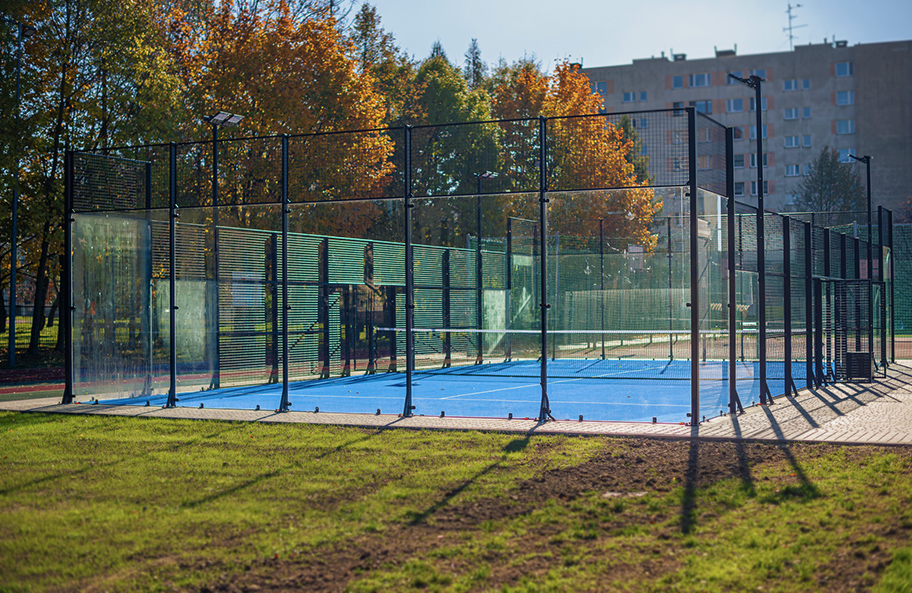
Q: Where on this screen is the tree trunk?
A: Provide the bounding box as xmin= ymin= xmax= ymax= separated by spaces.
xmin=27 ymin=223 xmax=51 ymax=356
xmin=0 ymin=283 xmax=6 ymax=334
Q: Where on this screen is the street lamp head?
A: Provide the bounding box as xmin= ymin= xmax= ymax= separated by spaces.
xmin=22 ymin=24 xmax=37 ymax=39
xmin=479 ymin=171 xmax=498 ymax=180
xmin=848 ymin=154 xmax=871 ymax=164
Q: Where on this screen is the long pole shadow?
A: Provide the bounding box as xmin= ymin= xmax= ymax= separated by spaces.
xmin=679 ymin=425 xmax=700 ymax=534
xmin=728 ymin=413 xmax=756 ymax=498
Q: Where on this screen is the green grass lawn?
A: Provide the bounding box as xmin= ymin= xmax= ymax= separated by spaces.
xmin=1 ymin=411 xmax=911 ymax=592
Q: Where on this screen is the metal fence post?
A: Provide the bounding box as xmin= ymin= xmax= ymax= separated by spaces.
xmin=166 ymin=142 xmax=178 ymax=408
xmin=279 ymin=134 xmax=290 ymax=412
xmin=783 ymin=217 xmax=797 ymax=396
xmin=403 ymin=126 xmax=415 ymax=417
xmin=687 ymin=108 xmax=700 ymax=422
xmin=725 ymin=126 xmax=741 ymax=414
xmin=538 ymin=116 xmax=551 ymax=422
xmin=888 ymin=209 xmax=895 ymax=362
xmin=63 ymin=151 xmax=74 ymax=404
xmin=804 ymin=222 xmax=813 ymax=390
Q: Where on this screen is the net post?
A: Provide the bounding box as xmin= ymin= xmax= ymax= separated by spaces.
xmin=267 ymin=235 xmax=279 ymax=384
xmin=279 ymin=134 xmax=290 ymax=411
xmin=725 ymin=126 xmax=741 ymax=413
xmin=537 ymin=115 xmax=551 ymax=422
xmin=403 ymin=125 xmax=414 ymax=418
xmin=804 ymin=221 xmax=813 ymax=390
xmin=166 ymin=142 xmax=178 ymax=408
xmin=63 ymin=151 xmax=74 ymax=404
xmin=687 ymin=107 xmax=700 ymax=422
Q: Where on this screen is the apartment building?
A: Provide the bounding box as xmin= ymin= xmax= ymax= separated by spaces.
xmin=581 ymin=40 xmax=912 ymax=212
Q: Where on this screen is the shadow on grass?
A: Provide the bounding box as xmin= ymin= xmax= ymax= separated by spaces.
xmin=406 ymin=436 xmax=530 ymax=526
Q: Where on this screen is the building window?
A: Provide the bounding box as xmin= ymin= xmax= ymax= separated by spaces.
xmin=689 ymin=73 xmax=710 ymax=87
xmin=750 ymin=153 xmax=768 ymax=168
xmin=623 ymin=91 xmax=635 ymax=103
xmin=593 ymin=81 xmax=607 ymax=95
xmin=672 ymin=130 xmax=685 ymax=144
xmin=640 ymin=90 xmax=647 ymax=101
xmin=641 ymin=144 xmax=648 ymax=156
xmin=802 ymin=79 xmax=811 ymax=90
xmin=727 ymin=71 xmax=742 ymax=84
xmin=732 ymin=126 xmax=744 ymax=140
xmin=690 ymin=100 xmax=712 ymax=114
xmin=639 ymin=117 xmax=648 ymax=128
xmin=785 ymin=136 xmax=799 ymax=148
xmin=673 ymin=75 xmax=683 ymax=89
xmin=749 ymin=125 xmax=768 ymax=140
xmin=751 ymin=68 xmax=766 ymax=79
xmin=803 ymin=107 xmax=812 ymax=118
xmin=836 ymin=61 xmax=854 ymax=77
xmin=784 ymin=107 xmax=799 ymax=120
xmin=733 ymin=154 xmax=745 ymax=168
xmin=750 ymin=181 xmax=770 ymax=195
xmin=838 ymin=148 xmax=856 ymax=162
xmin=697 ymin=155 xmax=711 ymax=170
xmin=836 ymin=119 xmax=855 ymax=134
xmin=803 ymin=135 xmax=812 ymax=147
xmin=673 ymin=157 xmax=684 ymax=171
xmin=786 ymin=164 xmax=800 ymax=176
xmin=784 ymin=79 xmax=798 ymax=91
xmin=786 ymin=193 xmax=799 ymax=206
xmin=673 ymin=101 xmax=684 ymax=116
xmin=749 ymin=96 xmax=768 ymax=112
xmin=804 ymin=164 xmax=812 ymax=175
xmin=837 ymin=90 xmax=855 ymax=105
xmin=734 ymin=182 xmax=745 ymax=196
xmin=727 ymin=98 xmax=744 ymax=113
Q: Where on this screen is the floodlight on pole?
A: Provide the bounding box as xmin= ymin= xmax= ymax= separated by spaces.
xmin=205 ymin=110 xmax=244 ymax=390
xmin=2 ymin=17 xmax=38 ymax=367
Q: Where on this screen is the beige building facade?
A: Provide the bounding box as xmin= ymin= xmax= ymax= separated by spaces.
xmin=582 ymin=40 xmax=912 ymax=213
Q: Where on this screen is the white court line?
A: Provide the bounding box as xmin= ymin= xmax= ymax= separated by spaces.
xmin=439 ymin=382 xmax=541 ymax=400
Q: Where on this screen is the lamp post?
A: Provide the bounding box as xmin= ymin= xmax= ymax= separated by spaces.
xmin=729 ymin=72 xmax=771 ymax=404
xmin=3 ymin=18 xmax=37 ymax=367
xmin=204 ymin=111 xmax=243 ymax=389
xmin=473 ymin=171 xmax=497 ymax=364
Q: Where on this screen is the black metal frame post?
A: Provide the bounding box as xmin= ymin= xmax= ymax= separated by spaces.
xmin=319 ymin=238 xmax=330 ymax=379
xmin=403 ymin=126 xmax=415 ymax=417
xmin=668 ymin=217 xmax=674 ymax=360
xmin=804 ymin=222 xmax=813 ymax=389
xmin=211 ymin=125 xmax=221 ymax=390
xmin=878 ymin=205 xmax=886 ymax=369
xmin=505 ymin=217 xmax=513 ymax=361
xmin=278 ymin=135 xmax=290 ymax=411
xmin=63 ymin=151 xmax=74 ymax=404
xmin=475 ymin=181 xmax=484 ymax=365
xmin=687 ymin=108 xmax=700 ymax=422
xmin=538 ymin=116 xmax=552 ymax=422
xmin=783 ymin=217 xmax=797 ymax=396
xmin=725 ymin=127 xmax=742 ymax=414
xmin=814 ymin=278 xmax=824 ymax=385
xmin=442 ymin=249 xmax=452 ymax=367
xmin=599 ymin=218 xmax=606 ymax=360
xmin=166 ymin=143 xmax=178 ymax=408
xmin=888 ymin=209 xmax=895 ymax=362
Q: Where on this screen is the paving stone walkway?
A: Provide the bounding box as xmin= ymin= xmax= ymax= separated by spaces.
xmin=3 ymin=362 xmax=912 ymax=444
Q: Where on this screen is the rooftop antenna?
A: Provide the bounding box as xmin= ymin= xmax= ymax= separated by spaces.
xmin=784 ymin=3 xmax=807 ymax=51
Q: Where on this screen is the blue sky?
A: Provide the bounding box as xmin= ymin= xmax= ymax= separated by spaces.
xmin=364 ymin=0 xmax=911 ymax=68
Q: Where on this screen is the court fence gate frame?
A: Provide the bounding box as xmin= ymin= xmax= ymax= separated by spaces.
xmin=62 ymin=108 xmax=895 ymax=425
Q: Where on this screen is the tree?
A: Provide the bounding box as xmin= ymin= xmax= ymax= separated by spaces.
xmin=463 ymin=38 xmax=486 ymax=91
xmin=490 ymin=60 xmax=660 ymax=248
xmin=794 ymin=146 xmax=865 ymax=217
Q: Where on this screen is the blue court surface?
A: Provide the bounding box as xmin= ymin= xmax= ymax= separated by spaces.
xmin=88 ymin=359 xmax=810 ymax=424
